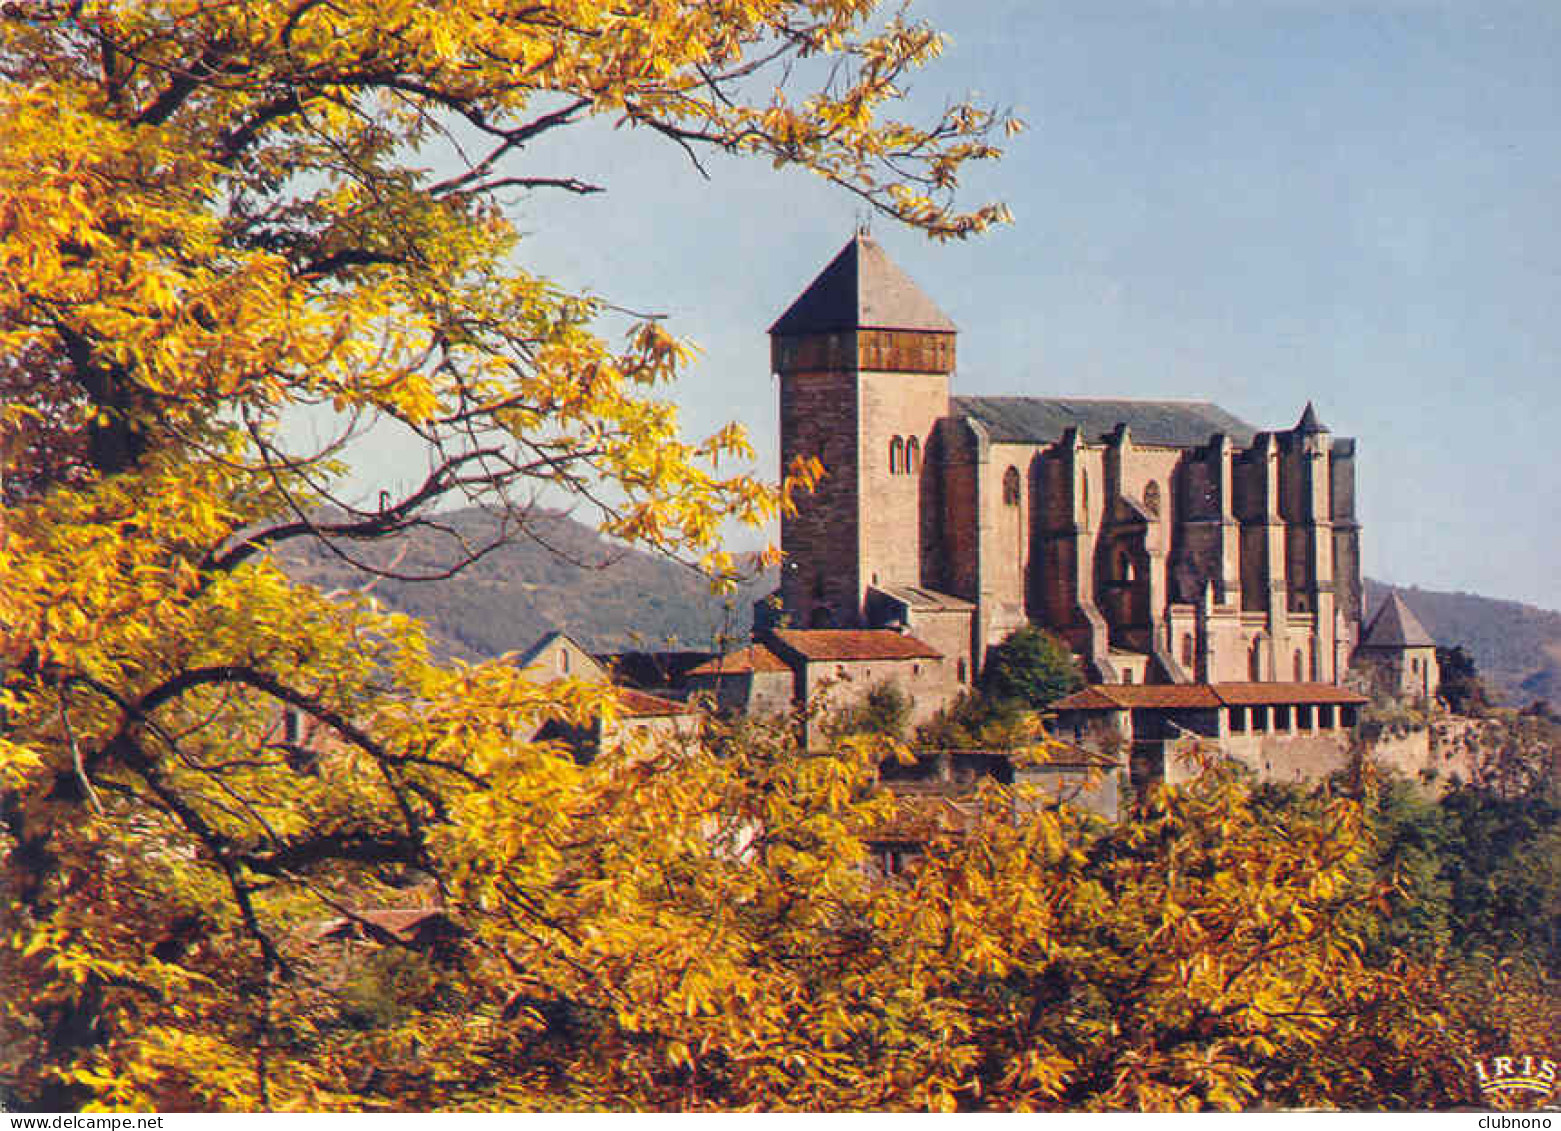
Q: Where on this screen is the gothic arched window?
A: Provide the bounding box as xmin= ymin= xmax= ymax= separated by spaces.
xmin=1293 ymin=650 xmax=1304 ymax=682
xmin=906 ymin=435 xmax=921 ymax=475
xmin=1002 ymin=465 xmax=1021 ymax=506
xmin=1181 ymin=633 xmax=1194 ymax=669
xmin=1080 ymin=470 xmax=1089 ymax=515
xmin=1144 ymin=480 xmax=1161 ymax=517
xmin=888 ymin=436 xmax=904 ymax=475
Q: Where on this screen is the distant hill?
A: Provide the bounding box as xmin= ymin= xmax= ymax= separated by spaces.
xmin=277 ymin=507 xmax=775 ymax=659
xmin=277 ymin=511 xmax=1560 ymax=705
xmin=1364 ymin=579 xmax=1561 ymax=707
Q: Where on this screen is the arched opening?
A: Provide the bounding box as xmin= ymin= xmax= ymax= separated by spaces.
xmin=1002 ymin=465 xmax=1021 ymax=506
xmin=1122 ymin=669 xmax=1133 ymax=684
xmin=888 ymin=436 xmax=904 ymax=475
xmin=559 ymin=649 xmax=569 ymax=674
xmin=1293 ymin=649 xmax=1304 ymax=682
xmin=956 ymin=658 xmax=967 ymax=684
xmin=1144 ymin=480 xmax=1161 ymax=517
xmin=906 ymin=435 xmax=920 ymax=475
xmin=1249 ymin=638 xmax=1264 ymax=682
xmin=1180 ymin=632 xmax=1194 ymax=669
xmin=1080 ymin=470 xmax=1089 ymax=516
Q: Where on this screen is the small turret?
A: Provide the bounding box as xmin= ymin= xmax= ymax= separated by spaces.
xmin=1295 ymin=401 xmax=1328 ymax=435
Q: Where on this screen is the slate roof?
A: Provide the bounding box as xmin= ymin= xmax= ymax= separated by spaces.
xmin=686 ymin=643 xmax=791 ymax=677
xmin=953 ymin=396 xmax=1257 ymax=448
xmin=1360 ymin=593 xmax=1437 ymax=649
xmin=769 ymin=234 xmax=957 ymax=336
xmin=1296 ymin=401 xmax=1328 ymax=434
xmin=1052 ymin=682 xmax=1368 ymax=711
xmin=766 ymin=628 xmax=942 ymax=663
xmin=868 ymin=584 xmax=976 ymax=612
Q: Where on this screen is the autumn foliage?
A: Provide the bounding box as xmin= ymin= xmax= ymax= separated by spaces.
xmin=0 ymin=0 xmax=1553 ymax=1113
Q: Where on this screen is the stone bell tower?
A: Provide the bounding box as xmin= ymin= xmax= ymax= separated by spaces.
xmin=770 ymin=233 xmax=956 ymax=628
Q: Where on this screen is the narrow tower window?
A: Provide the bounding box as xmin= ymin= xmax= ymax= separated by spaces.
xmin=889 ymin=436 xmax=904 ymax=475
xmin=1003 ymin=466 xmax=1021 ymax=506
xmin=906 ymin=435 xmax=920 ymax=475
xmin=1293 ymin=650 xmax=1304 ymax=682
xmin=1144 ymin=480 xmax=1161 ymax=517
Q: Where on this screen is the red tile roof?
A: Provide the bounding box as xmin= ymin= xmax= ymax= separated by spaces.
xmin=1052 ymin=682 xmax=1368 ymax=711
xmin=613 ymin=687 xmax=693 ymax=718
xmin=1211 ymin=682 xmax=1369 ymax=706
xmin=1047 ymin=686 xmax=1125 ymax=712
xmin=686 ymin=643 xmax=791 ymax=676
xmin=1052 ymin=685 xmax=1221 ymax=710
xmin=767 ymin=629 xmax=941 ymax=662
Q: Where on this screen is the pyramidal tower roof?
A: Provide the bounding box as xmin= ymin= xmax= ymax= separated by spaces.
xmin=769 ymin=232 xmax=957 ymax=336
xmin=1295 ymin=401 xmax=1328 ymax=434
xmin=1361 ymin=592 xmax=1437 ymax=648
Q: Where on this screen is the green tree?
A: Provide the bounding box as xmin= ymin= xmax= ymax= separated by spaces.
xmin=980 ymin=625 xmax=1083 ymax=709
xmin=1437 ymin=645 xmax=1491 ymax=715
xmin=835 ymin=680 xmax=912 ymax=740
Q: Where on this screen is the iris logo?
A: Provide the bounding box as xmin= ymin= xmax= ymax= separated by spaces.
xmin=1475 ymin=1054 xmax=1558 ymax=1106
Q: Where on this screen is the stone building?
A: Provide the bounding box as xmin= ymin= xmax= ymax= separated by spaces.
xmin=1048 ymin=681 xmax=1369 ymax=790
xmin=1355 ymin=592 xmax=1440 ymax=702
xmin=515 ymin=630 xmax=699 ymax=761
xmin=760 ymin=232 xmax=1364 ymax=692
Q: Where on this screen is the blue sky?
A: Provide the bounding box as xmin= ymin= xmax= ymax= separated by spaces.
xmin=355 ymin=2 xmax=1561 ymax=611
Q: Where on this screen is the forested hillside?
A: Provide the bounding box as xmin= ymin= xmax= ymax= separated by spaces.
xmin=278 ymin=507 xmax=775 ymax=658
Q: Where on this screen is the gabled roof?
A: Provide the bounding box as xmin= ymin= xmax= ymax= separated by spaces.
xmin=953 ymin=396 xmax=1257 ymax=448
xmin=686 ymin=643 xmax=791 ymax=677
xmin=1360 ymin=593 xmax=1437 ymax=649
xmin=515 ymin=630 xmax=592 ymax=667
xmin=1052 ymin=682 xmax=1368 ymax=711
xmin=769 ymin=234 xmax=957 ymax=336
xmin=767 ymin=628 xmax=942 ymax=663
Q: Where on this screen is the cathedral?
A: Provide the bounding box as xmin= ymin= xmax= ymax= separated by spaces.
xmin=760 ymin=232 xmax=1365 ymax=690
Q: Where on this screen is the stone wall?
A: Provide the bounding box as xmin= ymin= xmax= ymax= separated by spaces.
xmin=858 ymin=367 xmax=950 ymax=600
xmin=780 ymin=368 xmax=860 ymax=627
xmin=1219 ymin=732 xmax=1355 ymax=785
